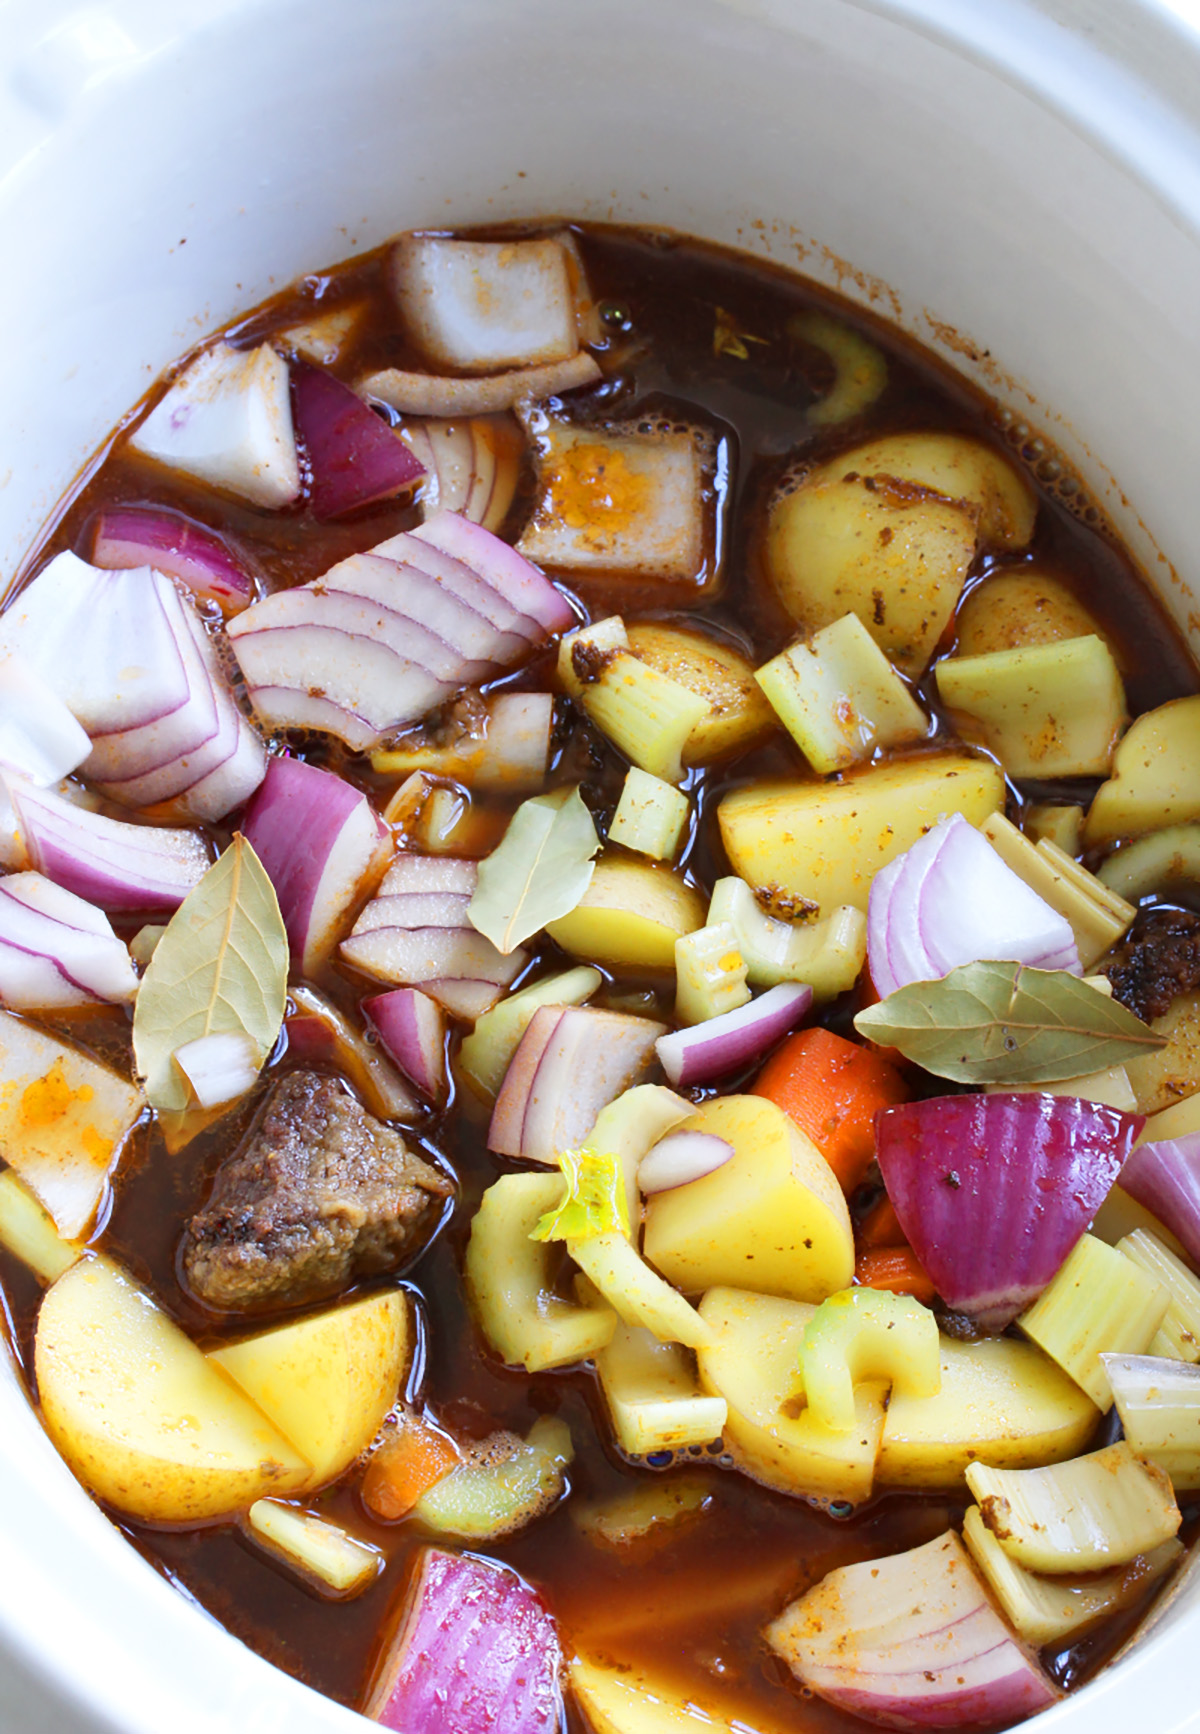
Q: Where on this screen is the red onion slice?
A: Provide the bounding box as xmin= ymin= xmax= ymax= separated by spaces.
xmin=0 ymin=872 xmax=138 ymax=1008
xmin=372 ymin=530 xmax=538 ymax=654
xmin=1122 ymin=1133 xmax=1200 ymax=1267
xmin=867 ymin=815 xmax=1081 ymax=998
xmin=8 ymin=779 xmax=210 ymax=913
xmin=292 ymin=360 xmax=424 ymax=521
xmin=364 ymin=988 xmax=447 ymax=1101
xmin=638 ymin=1130 xmax=734 ymax=1193
xmin=284 ymin=984 xmax=418 ymax=1122
xmin=655 ymin=983 xmax=813 ymax=1088
xmin=242 ymin=756 xmax=391 ymax=976
xmin=876 ymin=1093 xmax=1143 ymax=1329
xmin=91 ymin=505 xmax=256 ymax=614
xmin=411 ymin=513 xmax=576 ymax=637
xmin=364 ymin=1547 xmax=563 ymax=1733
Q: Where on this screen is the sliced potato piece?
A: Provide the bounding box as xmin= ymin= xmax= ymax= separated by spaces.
xmin=1099 ymin=824 xmax=1200 ymax=901
xmin=593 ymin=1314 xmax=727 ymax=1456
xmin=1085 ymin=695 xmax=1200 ymax=846
xmin=1026 ymin=803 xmax=1084 ymax=853
xmin=717 ymin=751 xmax=1004 ymax=918
xmin=1089 ymin=1184 xmax=1186 ymax=1260
xmin=697 ymin=1286 xmax=885 ymax=1504
xmin=625 ymin=620 xmax=776 ymax=763
xmin=571 ymin=1653 xmax=750 ymax=1734
xmin=955 ymin=568 xmax=1109 ymax=658
xmin=877 ymin=1335 xmax=1098 ymax=1487
xmin=35 ymin=1256 xmax=310 ymax=1524
xmin=207 ymin=1290 xmax=409 ymax=1490
xmin=1141 ymin=1092 xmax=1200 ymax=1145
xmin=644 ymin=1096 xmax=853 ymax=1303
xmin=0 ymin=1167 xmax=79 ymax=1283
xmin=936 ymin=636 xmax=1127 ymax=780
xmin=1125 ymin=991 xmax=1200 ymax=1115
xmin=546 ymin=853 xmax=706 ymax=970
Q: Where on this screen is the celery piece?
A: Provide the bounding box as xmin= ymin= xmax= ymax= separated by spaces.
xmin=559 ymin=616 xmax=709 ymax=785
xmin=593 ymin=1314 xmax=727 ymax=1456
xmin=965 ymin=1442 xmax=1180 ymax=1573
xmin=531 ymin=1148 xmax=629 ymax=1242
xmin=582 ymin=1083 xmax=692 ymax=1239
xmin=980 ymin=812 xmax=1133 ymax=969
xmin=414 ymin=1417 xmax=573 ymax=1541
xmin=1104 ymin=1353 xmax=1200 ymax=1489
xmin=962 ymin=1502 xmax=1181 ymax=1646
xmin=1018 ymin=1235 xmax=1170 ymax=1409
xmin=569 ymin=1230 xmax=714 ymax=1350
xmin=790 ymin=310 xmax=887 ymax=428
xmin=247 ymin=1500 xmax=381 ymax=1597
xmin=1118 ymin=1230 xmax=1200 ymax=1363
xmin=464 ymin=1173 xmax=617 ymax=1371
xmin=706 ymin=875 xmax=866 ymax=999
xmin=130 ymin=924 xmax=167 ymax=969
xmin=1098 ymin=823 xmax=1200 ymax=902
xmin=1025 ymin=803 xmax=1084 ymax=854
xmin=799 ymin=1289 xmax=940 ymax=1433
xmin=0 ymin=1168 xmax=80 ymax=1284
xmin=609 ymin=767 xmax=690 ymax=861
xmin=457 ymin=966 xmax=601 ymax=1100
xmin=936 ymin=635 xmax=1126 ymax=779
xmin=574 ymin=1472 xmax=712 ymax=1546
xmin=674 ymin=922 xmax=750 ymax=1026
xmin=755 ymin=612 xmax=927 ymax=775
xmin=415 ymin=785 xmax=467 ymax=851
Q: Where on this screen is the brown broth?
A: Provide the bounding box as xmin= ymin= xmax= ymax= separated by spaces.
xmin=3 ymin=223 xmax=1198 ymax=1729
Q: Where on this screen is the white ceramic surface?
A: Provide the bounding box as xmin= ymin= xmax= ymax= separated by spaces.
xmin=3 ymin=0 xmax=1200 ymax=1728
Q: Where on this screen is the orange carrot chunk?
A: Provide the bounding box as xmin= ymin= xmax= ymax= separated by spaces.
xmin=361 ymin=1413 xmax=461 ymax=1521
xmin=857 ymin=1194 xmax=906 ymax=1250
xmin=854 ymin=1245 xmax=937 ymax=1305
xmin=752 ymin=1026 xmax=910 ymax=1194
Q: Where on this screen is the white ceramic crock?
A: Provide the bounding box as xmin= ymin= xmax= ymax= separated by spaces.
xmin=3 ymin=1 xmax=1200 ymax=1728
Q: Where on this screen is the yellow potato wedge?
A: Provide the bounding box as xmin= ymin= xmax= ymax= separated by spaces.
xmin=546 ymin=852 xmax=706 ymax=969
xmin=955 ymin=568 xmax=1109 ymax=658
xmin=643 ymin=1095 xmax=853 ymax=1302
xmin=35 ymin=1256 xmax=310 ymax=1524
xmin=717 ymin=751 xmax=1004 ymax=917
xmin=1085 ymin=695 xmax=1200 ymax=846
xmin=936 ymin=635 xmax=1126 ymax=780
xmin=571 ymin=1653 xmax=756 ymax=1734
xmin=207 ymin=1290 xmax=410 ymax=1490
xmin=1125 ymin=992 xmax=1200 ymax=1115
xmin=626 ymin=620 xmax=776 ymax=764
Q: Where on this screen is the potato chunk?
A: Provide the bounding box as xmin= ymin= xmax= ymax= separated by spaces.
xmin=955 ymin=567 xmax=1109 ymax=657
xmin=546 ymin=853 xmax=706 ymax=969
xmin=1085 ymin=695 xmax=1200 ymax=846
xmin=717 ymin=751 xmax=1004 ymax=917
xmin=643 ymin=1095 xmax=853 ymax=1302
xmin=625 ymin=621 xmax=775 ymax=763
xmin=935 ymin=635 xmax=1126 ymax=779
xmin=35 ymin=1257 xmax=310 ymax=1523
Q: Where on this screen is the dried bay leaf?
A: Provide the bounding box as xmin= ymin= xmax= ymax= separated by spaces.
xmin=468 ymin=784 xmax=600 ymax=955
xmin=854 ymin=959 xmax=1166 ymax=1085
xmin=132 ymin=834 xmax=288 ymax=1121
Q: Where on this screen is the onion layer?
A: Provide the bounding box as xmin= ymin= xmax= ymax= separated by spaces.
xmin=655 ymin=983 xmax=813 ymax=1087
xmin=8 ymin=779 xmax=210 ymax=913
xmin=292 ymin=360 xmax=424 ymax=520
xmin=1122 ymin=1133 xmax=1200 ymax=1267
xmin=0 ymin=872 xmax=138 ymax=1009
xmin=363 ymin=989 xmax=447 ymax=1102
xmin=91 ymin=505 xmax=256 ymax=614
xmin=876 ymin=1093 xmax=1142 ymax=1329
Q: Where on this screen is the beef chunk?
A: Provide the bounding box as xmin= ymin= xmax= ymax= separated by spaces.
xmin=182 ymin=1071 xmax=452 ymax=1312
xmin=1105 ymin=907 xmax=1200 ymax=1023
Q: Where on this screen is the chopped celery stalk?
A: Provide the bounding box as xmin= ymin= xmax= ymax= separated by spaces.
xmin=574 ymin=1472 xmax=712 ymax=1547
xmin=1025 ymin=804 xmax=1084 ymax=854
xmin=1118 ymin=1230 xmax=1200 ymax=1363
xmin=985 ymin=1064 xmax=1137 ymax=1112
xmin=980 ymin=812 xmax=1134 ymax=969
xmin=0 ymin=1168 xmax=80 ymax=1283
xmin=936 ymin=635 xmax=1127 ymax=779
xmin=962 ymin=1502 xmax=1182 ymax=1646
xmin=413 ymin=1416 xmax=573 ymax=1541
xmin=246 ymin=1500 xmax=381 ymax=1597
xmin=964 ymin=1442 xmax=1180 ymax=1573
xmin=415 ymin=785 xmax=467 ymax=851
xmin=706 ymin=876 xmax=866 ymax=998
xmin=755 ymin=612 xmax=927 ymax=775
xmin=609 ymin=767 xmax=690 ymax=860
xmin=531 ymin=1148 xmax=629 ymax=1242
xmin=790 ymin=310 xmax=887 ymax=427
xmin=569 ymin=1230 xmax=714 ymax=1350
xmin=581 ymin=1083 xmax=693 ymax=1238
xmin=1098 ymin=823 xmax=1200 ymax=901
xmin=1018 ymin=1234 xmax=1170 ymax=1409
xmin=130 ymin=924 xmax=167 ymax=969
xmin=799 ymin=1288 xmax=940 ymax=1434
xmin=381 ymin=769 xmax=434 ymax=831
xmin=457 ymin=966 xmax=602 ymax=1100
xmin=559 ymin=616 xmax=709 ymax=784
xmin=1104 ymin=1353 xmax=1200 ymax=1489
xmin=592 ymin=1312 xmax=727 ymax=1456
xmin=674 ymin=922 xmax=750 ymax=1026
xmin=464 ymin=1173 xmax=617 ymax=1371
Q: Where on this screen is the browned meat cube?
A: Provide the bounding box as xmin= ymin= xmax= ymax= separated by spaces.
xmin=181 ymin=1070 xmax=453 ymax=1312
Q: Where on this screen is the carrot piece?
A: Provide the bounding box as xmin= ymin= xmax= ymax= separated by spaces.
xmin=361 ymin=1414 xmax=461 ymax=1521
xmin=857 ymin=1193 xmax=906 ymax=1250
xmin=854 ymin=1245 xmax=937 ymax=1305
xmin=752 ymin=1026 xmax=910 ymax=1194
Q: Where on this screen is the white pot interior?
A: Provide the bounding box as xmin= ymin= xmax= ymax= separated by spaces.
xmin=3 ymin=1 xmax=1200 ymax=1728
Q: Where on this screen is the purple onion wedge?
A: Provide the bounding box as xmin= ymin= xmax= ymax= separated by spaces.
xmin=655 ymin=983 xmax=813 ymax=1088
xmin=876 ymin=1093 xmax=1143 ymax=1329
xmin=292 ymin=361 xmax=424 ymax=521
xmin=1121 ymin=1133 xmax=1200 ymax=1266
xmin=364 ymin=1547 xmax=563 ymax=1733
xmin=8 ymin=779 xmax=210 ymax=914
xmin=364 ymin=988 xmax=447 ymax=1101
xmin=638 ymin=1130 xmax=734 ymax=1194
xmin=91 ymin=505 xmax=255 ymax=615
xmin=284 ymin=983 xmax=418 ymax=1122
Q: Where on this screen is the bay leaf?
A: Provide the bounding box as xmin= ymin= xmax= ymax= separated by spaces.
xmin=132 ymin=834 xmax=289 ymax=1118
xmin=468 ymin=784 xmax=600 ymax=955
xmin=853 ymin=959 xmax=1167 ymax=1085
